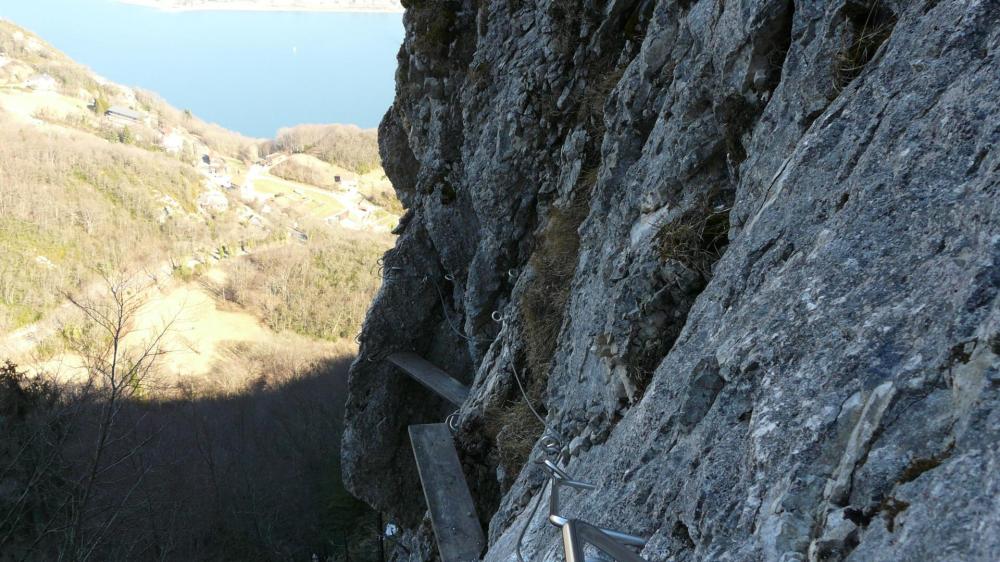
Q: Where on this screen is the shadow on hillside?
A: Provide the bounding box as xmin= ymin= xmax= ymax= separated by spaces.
xmin=0 ymin=355 xmax=380 ymax=562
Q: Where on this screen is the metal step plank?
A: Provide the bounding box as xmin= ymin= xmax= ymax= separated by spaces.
xmin=388 ymin=352 xmax=470 ymax=406
xmin=409 ymin=423 xmax=485 ymax=562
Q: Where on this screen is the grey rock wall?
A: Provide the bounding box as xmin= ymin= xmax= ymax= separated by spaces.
xmin=342 ymin=0 xmax=1000 ymax=560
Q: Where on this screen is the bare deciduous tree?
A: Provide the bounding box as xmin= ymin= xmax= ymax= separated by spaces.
xmin=61 ymin=270 xmax=177 ymax=561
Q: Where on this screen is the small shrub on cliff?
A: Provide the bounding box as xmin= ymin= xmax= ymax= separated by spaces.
xmin=657 ymin=206 xmax=731 ymax=279
xmin=408 ymin=0 xmax=460 ymax=59
xmin=501 ymin=187 xmax=593 ymax=480
xmin=833 ymin=0 xmax=897 ymax=91
xmin=521 ymin=197 xmax=588 ymax=382
xmin=578 ymin=65 xmax=626 ymax=132
xmin=486 ymin=398 xmax=545 ymax=480
xmin=467 ymin=62 xmax=491 ymax=90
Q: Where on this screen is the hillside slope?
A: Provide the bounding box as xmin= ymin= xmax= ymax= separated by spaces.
xmin=0 ymin=19 xmax=398 ymax=337
xmin=0 ymin=19 xmax=397 ymax=561
xmin=343 ymin=1 xmax=999 ymax=561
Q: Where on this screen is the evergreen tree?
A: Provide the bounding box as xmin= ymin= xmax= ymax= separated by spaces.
xmin=118 ymin=126 xmax=134 ymax=145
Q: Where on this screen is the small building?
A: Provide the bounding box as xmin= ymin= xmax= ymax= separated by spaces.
xmin=210 ymin=173 xmax=233 ymax=189
xmin=105 ymin=106 xmax=142 ymax=125
xmin=26 ymin=73 xmax=57 ymax=92
xmin=262 ymin=153 xmax=283 ymax=166
xmin=197 ymin=189 xmax=229 ymax=214
xmin=334 ymin=175 xmax=358 ymax=190
xmin=161 ymin=130 xmax=184 ymax=153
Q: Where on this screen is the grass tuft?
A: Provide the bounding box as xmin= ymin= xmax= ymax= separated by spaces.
xmin=498 ymin=182 xmax=594 ymax=478
xmin=657 ymin=206 xmax=731 ymax=279
xmin=485 ymin=398 xmax=545 ymax=479
xmin=833 ymin=1 xmax=897 ymax=91
xmin=521 ymin=194 xmax=590 ymax=382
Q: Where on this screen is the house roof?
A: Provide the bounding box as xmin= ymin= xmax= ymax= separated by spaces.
xmin=106 ymin=106 xmax=142 ymax=121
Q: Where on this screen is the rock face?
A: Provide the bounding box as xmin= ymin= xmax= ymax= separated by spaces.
xmin=341 ymin=0 xmax=1000 ymax=560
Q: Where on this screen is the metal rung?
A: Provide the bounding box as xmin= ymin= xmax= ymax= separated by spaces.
xmin=388 ymin=352 xmax=470 ymax=406
xmin=409 ymin=423 xmax=485 ymax=562
xmin=562 ymin=519 xmax=647 ymax=562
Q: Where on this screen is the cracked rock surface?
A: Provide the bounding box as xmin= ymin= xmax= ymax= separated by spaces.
xmin=342 ymin=0 xmax=1000 ymax=560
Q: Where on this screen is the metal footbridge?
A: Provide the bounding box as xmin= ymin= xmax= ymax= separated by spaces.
xmin=386 ymin=351 xmax=648 ymax=562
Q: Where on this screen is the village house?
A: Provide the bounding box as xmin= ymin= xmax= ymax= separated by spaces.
xmin=333 ymin=175 xmax=359 ymax=190
xmin=160 ymin=127 xmax=184 ymax=153
xmin=199 ymin=154 xmax=234 ymax=189
xmin=26 ymin=73 xmax=57 ymax=92
xmin=197 ymin=189 xmax=229 ymax=214
xmin=105 ymin=105 xmax=142 ymax=126
xmin=261 ymin=153 xmax=283 ymax=166
xmin=211 ymin=171 xmax=234 ymax=189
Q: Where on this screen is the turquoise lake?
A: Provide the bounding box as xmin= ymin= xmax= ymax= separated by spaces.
xmin=0 ymin=0 xmax=404 ymax=137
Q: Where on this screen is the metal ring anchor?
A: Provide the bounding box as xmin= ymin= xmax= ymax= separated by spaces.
xmin=446 ymin=411 xmax=461 ymax=433
xmin=540 ymin=435 xmax=563 ymax=457
xmin=491 ymin=310 xmax=503 ymax=323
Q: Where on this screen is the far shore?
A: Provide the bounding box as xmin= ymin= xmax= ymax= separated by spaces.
xmin=118 ymin=0 xmax=404 ymax=14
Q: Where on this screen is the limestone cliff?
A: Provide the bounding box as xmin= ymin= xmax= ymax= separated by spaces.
xmin=342 ymin=0 xmax=1000 ymax=560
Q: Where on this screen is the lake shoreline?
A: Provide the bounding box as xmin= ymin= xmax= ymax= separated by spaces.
xmin=5 ymin=0 xmax=400 ymax=135
xmin=118 ymin=0 xmax=404 ymax=14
